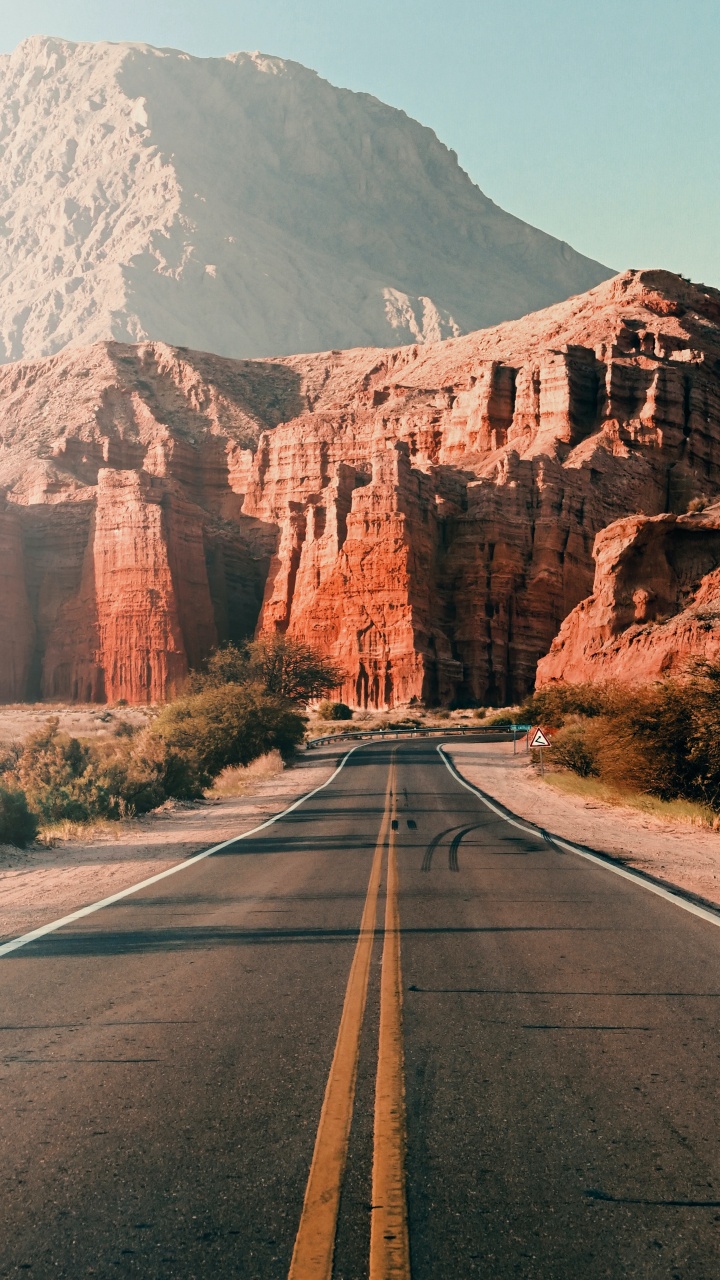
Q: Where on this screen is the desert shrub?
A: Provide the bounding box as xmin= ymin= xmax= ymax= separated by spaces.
xmin=547 ymin=720 xmax=600 ymax=777
xmin=535 ymin=673 xmax=720 ymax=811
xmin=0 ymin=785 xmax=38 ymax=847
xmin=150 ymin=683 xmax=306 ymax=783
xmin=597 ymin=682 xmax=695 ymax=799
xmin=682 ymin=662 xmax=720 ymax=809
xmin=316 ymin=700 xmax=353 ymax=721
xmin=10 ymin=719 xmax=113 ymax=822
xmin=112 ymin=719 xmax=137 ymax=739
xmin=520 ymin=682 xmax=611 ymax=729
xmin=97 ymin=735 xmax=204 ymax=814
xmin=191 ymin=636 xmax=344 ymax=706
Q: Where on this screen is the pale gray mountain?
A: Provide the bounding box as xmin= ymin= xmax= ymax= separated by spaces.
xmin=0 ymin=36 xmax=613 ymax=362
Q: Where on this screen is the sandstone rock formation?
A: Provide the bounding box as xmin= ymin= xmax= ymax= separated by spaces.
xmin=0 ymin=268 xmax=719 ymax=706
xmin=536 ymin=504 xmax=720 ymax=686
xmin=0 ymin=35 xmax=611 ymax=364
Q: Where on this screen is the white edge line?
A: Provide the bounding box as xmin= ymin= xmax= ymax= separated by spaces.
xmin=437 ymin=744 xmax=720 ymax=931
xmin=0 ymin=743 xmax=364 ymax=959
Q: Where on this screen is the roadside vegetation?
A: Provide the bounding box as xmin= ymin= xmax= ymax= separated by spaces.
xmin=0 ymin=636 xmax=343 ymax=847
xmin=518 ymin=665 xmax=720 ymax=825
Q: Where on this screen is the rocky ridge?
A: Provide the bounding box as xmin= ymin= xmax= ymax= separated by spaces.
xmin=0 ymin=268 xmax=719 ymax=706
xmin=0 ymin=35 xmax=611 ymax=363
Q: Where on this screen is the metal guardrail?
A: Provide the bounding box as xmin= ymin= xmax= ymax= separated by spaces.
xmin=306 ymin=724 xmax=533 ymax=749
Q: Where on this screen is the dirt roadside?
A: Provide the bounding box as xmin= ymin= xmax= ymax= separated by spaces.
xmin=0 ymin=746 xmax=344 ymax=945
xmin=445 ymin=740 xmax=720 ymax=909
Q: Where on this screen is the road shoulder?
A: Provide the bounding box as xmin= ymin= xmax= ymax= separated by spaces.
xmin=444 ymin=740 xmax=720 ymax=910
xmin=0 ymin=746 xmax=345 ymax=944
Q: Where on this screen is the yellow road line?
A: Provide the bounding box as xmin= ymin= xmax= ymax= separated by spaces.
xmin=288 ymin=764 xmax=394 ymax=1280
xmin=370 ymin=756 xmax=412 ymax=1279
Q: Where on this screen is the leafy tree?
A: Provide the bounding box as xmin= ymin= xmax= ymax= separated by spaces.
xmin=192 ymin=635 xmax=343 ymax=706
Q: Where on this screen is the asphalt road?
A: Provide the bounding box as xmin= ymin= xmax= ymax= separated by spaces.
xmin=2 ymin=739 xmax=720 ymax=1278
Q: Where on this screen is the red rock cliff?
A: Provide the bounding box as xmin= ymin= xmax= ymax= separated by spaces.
xmin=536 ymin=504 xmax=720 ymax=686
xmin=0 ymin=269 xmax=719 ymax=705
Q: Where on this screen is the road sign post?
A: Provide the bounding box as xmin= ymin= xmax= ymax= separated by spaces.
xmin=530 ymin=726 xmax=551 ymax=777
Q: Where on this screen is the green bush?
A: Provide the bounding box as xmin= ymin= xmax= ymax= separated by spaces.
xmin=150 ymin=683 xmax=306 ymax=784
xmin=316 ymin=700 xmax=353 ymax=721
xmin=11 ymin=719 xmax=112 ymax=823
xmin=1 ymin=639 xmax=338 ymax=828
xmin=0 ymin=786 xmax=38 ymax=847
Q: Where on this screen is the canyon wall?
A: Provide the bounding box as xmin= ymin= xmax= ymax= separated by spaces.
xmin=0 ymin=268 xmax=719 ymax=705
xmin=536 ymin=505 xmax=720 ymax=686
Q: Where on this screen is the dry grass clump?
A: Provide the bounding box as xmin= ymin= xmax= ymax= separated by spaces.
xmin=209 ymin=751 xmax=285 ymax=797
xmin=37 ymin=817 xmax=126 ymax=847
xmin=543 ymin=771 xmax=719 ymax=830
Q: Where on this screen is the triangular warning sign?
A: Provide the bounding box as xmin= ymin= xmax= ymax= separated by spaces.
xmin=531 ymin=727 xmax=550 ymax=748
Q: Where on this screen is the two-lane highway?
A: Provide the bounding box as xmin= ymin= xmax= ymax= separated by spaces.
xmin=2 ymin=740 xmax=720 ymax=1277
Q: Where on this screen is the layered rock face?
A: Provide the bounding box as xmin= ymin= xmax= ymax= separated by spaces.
xmin=0 ymin=36 xmax=611 ymax=364
xmin=0 ymin=268 xmax=719 ymax=706
xmin=536 ymin=505 xmax=720 ymax=685
xmin=0 ymin=342 xmax=282 ymax=702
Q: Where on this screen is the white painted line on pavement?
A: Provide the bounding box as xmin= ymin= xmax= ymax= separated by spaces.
xmin=0 ymin=744 xmax=364 ymax=959
xmin=437 ymin=744 xmax=720 ymax=931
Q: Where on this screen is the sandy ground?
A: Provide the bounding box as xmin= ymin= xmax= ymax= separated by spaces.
xmin=0 ymin=746 xmax=343 ymax=945
xmin=0 ymin=703 xmax=152 ymax=746
xmin=446 ymin=740 xmax=720 ymax=909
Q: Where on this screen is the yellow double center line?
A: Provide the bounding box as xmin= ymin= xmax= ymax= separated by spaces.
xmin=288 ymin=754 xmax=411 ymax=1279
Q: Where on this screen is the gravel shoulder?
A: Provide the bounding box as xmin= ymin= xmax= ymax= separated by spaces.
xmin=445 ymin=740 xmax=720 ymax=910
xmin=0 ymin=746 xmax=344 ymax=944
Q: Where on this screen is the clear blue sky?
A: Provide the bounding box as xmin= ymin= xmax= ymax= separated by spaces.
xmin=1 ymin=0 xmax=718 ymax=286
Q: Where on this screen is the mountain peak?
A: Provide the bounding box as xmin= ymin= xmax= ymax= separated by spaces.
xmin=0 ymin=36 xmax=612 ymax=364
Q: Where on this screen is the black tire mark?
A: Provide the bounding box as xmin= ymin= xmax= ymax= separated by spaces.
xmin=422 ymin=825 xmax=465 ymax=873
xmin=448 ymin=823 xmax=489 ymax=872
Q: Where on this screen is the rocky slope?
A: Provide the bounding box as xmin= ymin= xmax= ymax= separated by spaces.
xmin=0 ymin=268 xmax=718 ymax=706
xmin=536 ymin=504 xmax=720 ymax=685
xmin=0 ymin=36 xmax=611 ymax=364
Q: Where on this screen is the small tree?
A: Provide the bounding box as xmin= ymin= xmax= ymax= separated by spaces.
xmin=191 ymin=636 xmax=344 ymax=706
xmin=245 ymin=635 xmax=343 ymax=705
